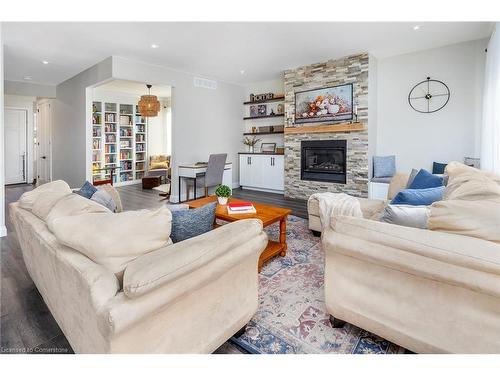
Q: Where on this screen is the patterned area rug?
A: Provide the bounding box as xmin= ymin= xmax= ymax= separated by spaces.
xmin=229 ymin=215 xmax=405 ymax=354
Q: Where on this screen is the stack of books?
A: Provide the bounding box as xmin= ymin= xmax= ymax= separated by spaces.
xmin=227 ymin=201 xmax=256 ymax=214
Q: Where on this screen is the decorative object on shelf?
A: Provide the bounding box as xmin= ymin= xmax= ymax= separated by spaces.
xmin=277 ymin=103 xmax=284 ymax=114
xmin=261 ymin=142 xmax=277 ymax=153
xmin=272 ymin=125 xmax=284 ymax=132
xmin=138 ymin=84 xmax=161 ymax=117
xmin=276 ymin=147 xmax=285 ymax=154
xmin=243 ymin=135 xmax=261 ymax=153
xmin=251 ymin=126 xmax=257 ymax=133
xmin=257 ymin=104 xmax=267 ymax=116
xmin=215 ymin=184 xmax=231 ymax=205
xmin=249 ymin=92 xmax=274 ymax=102
xmin=270 ymin=109 xmax=275 ymax=116
xmin=295 ymin=83 xmax=353 ymax=124
xmin=259 ymin=126 xmax=272 ymax=133
xmin=408 ymin=77 xmax=450 ymax=113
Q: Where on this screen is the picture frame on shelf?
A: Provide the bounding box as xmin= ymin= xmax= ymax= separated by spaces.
xmin=257 ymin=104 xmax=267 ymax=116
xmin=250 ymin=105 xmax=259 ymax=117
xmin=261 ymin=142 xmax=276 ymax=153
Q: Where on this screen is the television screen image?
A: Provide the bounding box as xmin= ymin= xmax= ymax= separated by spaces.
xmin=294 ymin=83 xmax=353 ymax=124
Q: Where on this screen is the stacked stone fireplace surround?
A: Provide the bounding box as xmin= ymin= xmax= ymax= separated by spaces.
xmin=284 ymin=53 xmax=370 ymax=200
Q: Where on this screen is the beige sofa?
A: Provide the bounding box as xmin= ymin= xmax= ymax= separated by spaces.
xmin=313 ymin=166 xmax=500 ymax=353
xmin=10 ymin=184 xmax=268 ymax=353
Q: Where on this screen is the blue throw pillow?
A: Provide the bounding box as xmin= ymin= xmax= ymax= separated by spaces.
xmin=373 ymin=155 xmax=396 ymax=178
xmin=432 ymin=162 xmax=447 ymax=175
xmin=75 ymin=180 xmax=97 ymax=199
xmin=391 ymin=186 xmax=445 ymax=206
xmin=408 ymin=169 xmax=443 ymax=189
xmin=170 ymin=202 xmax=216 ymax=243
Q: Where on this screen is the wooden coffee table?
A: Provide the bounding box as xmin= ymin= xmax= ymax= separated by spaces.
xmin=187 ymin=196 xmax=291 ymax=271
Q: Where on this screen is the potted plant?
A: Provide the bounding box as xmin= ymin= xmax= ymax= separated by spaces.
xmin=215 ymin=184 xmax=231 ymax=205
xmin=243 ymin=135 xmax=261 ymax=153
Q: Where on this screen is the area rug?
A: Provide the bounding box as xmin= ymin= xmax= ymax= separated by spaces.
xmin=229 ymin=215 xmax=406 ymax=354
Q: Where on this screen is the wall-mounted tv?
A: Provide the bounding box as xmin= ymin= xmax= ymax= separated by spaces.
xmin=294 ymin=83 xmax=353 ymax=124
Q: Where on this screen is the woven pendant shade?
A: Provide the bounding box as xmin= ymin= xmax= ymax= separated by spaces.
xmin=138 ymin=84 xmax=161 ymax=117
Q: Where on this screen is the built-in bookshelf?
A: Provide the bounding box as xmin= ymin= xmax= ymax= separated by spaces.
xmin=91 ymin=100 xmax=148 ymax=186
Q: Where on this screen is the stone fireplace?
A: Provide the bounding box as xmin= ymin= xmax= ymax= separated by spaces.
xmin=301 ymin=140 xmax=346 ymax=184
xmin=283 ymin=53 xmax=370 ymax=200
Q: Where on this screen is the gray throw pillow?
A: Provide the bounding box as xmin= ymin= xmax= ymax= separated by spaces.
xmin=379 ymin=204 xmax=430 ymax=229
xmin=90 ymin=189 xmax=117 ymax=212
xmin=406 ymin=168 xmax=419 ymax=188
xmin=165 ymin=203 xmax=190 ymax=212
xmin=373 ymin=155 xmax=396 ymax=178
xmin=170 ymin=202 xmax=216 ymax=243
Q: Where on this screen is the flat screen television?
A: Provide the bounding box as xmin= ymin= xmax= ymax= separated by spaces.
xmin=294 ymin=83 xmax=353 ymax=124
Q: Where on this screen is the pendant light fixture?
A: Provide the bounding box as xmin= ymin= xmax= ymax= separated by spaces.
xmin=138 ymin=84 xmax=161 ymax=117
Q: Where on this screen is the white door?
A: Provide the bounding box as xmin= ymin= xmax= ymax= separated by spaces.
xmin=37 ymin=101 xmax=52 ymax=184
xmin=4 ymin=109 xmax=28 ymax=184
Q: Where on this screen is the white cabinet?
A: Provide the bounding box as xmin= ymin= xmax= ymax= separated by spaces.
xmin=239 ymin=154 xmax=284 ymax=192
xmin=368 ymin=181 xmax=390 ymax=200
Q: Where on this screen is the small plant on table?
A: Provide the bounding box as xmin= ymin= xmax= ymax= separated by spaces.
xmin=215 ymin=184 xmax=231 ymax=205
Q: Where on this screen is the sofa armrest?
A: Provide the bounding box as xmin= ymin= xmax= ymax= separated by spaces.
xmin=324 ymin=216 xmax=500 ymax=297
xmin=123 ymin=219 xmax=267 ymax=298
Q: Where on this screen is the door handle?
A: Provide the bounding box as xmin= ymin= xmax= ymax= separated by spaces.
xmin=21 ymin=153 xmax=26 ymax=181
xmin=41 ymin=156 xmax=47 ymax=159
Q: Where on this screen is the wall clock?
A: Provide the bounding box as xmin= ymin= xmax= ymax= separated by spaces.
xmin=408 ymin=77 xmax=450 ymax=113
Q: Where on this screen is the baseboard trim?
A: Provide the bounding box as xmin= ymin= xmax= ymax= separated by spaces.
xmin=0 ymin=225 xmax=7 ymax=238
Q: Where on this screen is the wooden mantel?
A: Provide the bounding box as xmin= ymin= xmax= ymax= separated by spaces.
xmin=284 ymin=122 xmax=365 ymax=134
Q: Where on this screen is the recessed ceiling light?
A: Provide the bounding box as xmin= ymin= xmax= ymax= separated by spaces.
xmin=413 ymin=25 xmax=421 ymax=31
xmin=240 ymin=70 xmax=245 ymax=75
xmin=23 ymin=76 xmax=33 ymax=80
xmin=42 ymin=60 xmax=49 ymax=64
xmin=151 ymin=44 xmax=159 ymax=49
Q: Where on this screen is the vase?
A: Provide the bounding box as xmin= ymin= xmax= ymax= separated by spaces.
xmin=217 ymin=196 xmax=228 ymax=205
xmin=247 ymin=145 xmax=254 ymax=153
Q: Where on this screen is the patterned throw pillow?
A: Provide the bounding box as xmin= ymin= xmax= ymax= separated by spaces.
xmin=75 ymin=180 xmax=97 ymax=199
xmin=170 ymin=202 xmax=216 ymax=243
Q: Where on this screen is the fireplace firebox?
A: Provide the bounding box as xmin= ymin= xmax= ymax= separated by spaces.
xmin=301 ymin=140 xmax=346 ymax=183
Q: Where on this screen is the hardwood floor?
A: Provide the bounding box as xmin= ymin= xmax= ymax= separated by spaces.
xmin=0 ymin=183 xmax=306 ymax=354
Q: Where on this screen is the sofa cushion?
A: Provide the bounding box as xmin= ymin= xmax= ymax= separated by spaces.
xmin=91 ymin=190 xmax=117 ymax=212
xmin=406 ymin=168 xmax=419 ymax=188
xmin=387 ymin=173 xmax=410 ymax=200
xmin=408 ymin=169 xmax=443 ymax=189
xmin=170 ymin=202 xmax=216 ymax=243
xmin=75 ymin=180 xmax=97 ymax=199
xmin=391 ymin=186 xmax=445 ymax=206
xmin=379 ymin=204 xmax=430 ymax=229
xmin=49 ymin=207 xmax=173 ymax=277
xmin=46 ymin=193 xmax=111 ymax=225
xmin=309 ymin=196 xmax=385 ymax=220
xmin=19 ymin=180 xmax=72 ymax=221
xmin=373 ymin=155 xmax=396 ymax=178
xmin=428 ymin=162 xmax=500 ymax=243
xmin=97 ymin=184 xmax=123 ymax=213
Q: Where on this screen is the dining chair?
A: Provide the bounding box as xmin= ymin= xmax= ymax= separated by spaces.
xmin=198 ymin=153 xmax=227 ymax=197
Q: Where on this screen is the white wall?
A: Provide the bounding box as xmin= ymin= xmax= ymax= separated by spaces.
xmin=376 ymin=38 xmax=488 ymax=173
xmin=243 ymin=79 xmax=284 ymax=149
xmin=54 ymin=57 xmax=113 ymax=187
xmin=5 ymin=80 xmax=56 ymax=98
xmin=4 ymin=95 xmax=36 ymax=183
xmin=0 ymin=23 xmax=6 ymax=237
xmin=112 ymin=56 xmax=244 ymax=201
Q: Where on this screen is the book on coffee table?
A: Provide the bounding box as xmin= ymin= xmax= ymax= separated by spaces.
xmin=227 ymin=201 xmax=256 ymax=214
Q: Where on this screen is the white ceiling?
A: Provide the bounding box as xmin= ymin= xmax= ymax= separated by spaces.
xmin=3 ymin=22 xmax=493 ymax=86
xmin=94 ymin=79 xmax=171 ymax=97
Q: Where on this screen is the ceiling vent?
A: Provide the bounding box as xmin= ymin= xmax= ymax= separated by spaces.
xmin=193 ymin=77 xmax=217 ymax=90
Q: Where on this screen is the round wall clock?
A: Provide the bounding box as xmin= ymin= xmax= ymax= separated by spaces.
xmin=408 ymin=77 xmax=450 ymax=113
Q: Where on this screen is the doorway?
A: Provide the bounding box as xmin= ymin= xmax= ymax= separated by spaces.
xmin=4 ymin=108 xmax=28 ymax=185
xmin=36 ymin=100 xmax=53 ymax=185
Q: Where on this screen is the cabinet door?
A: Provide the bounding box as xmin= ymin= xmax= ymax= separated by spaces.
xmin=262 ymin=155 xmax=284 ymax=191
xmin=239 ymin=155 xmax=250 ymax=186
xmin=248 ymin=155 xmax=263 ymax=187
